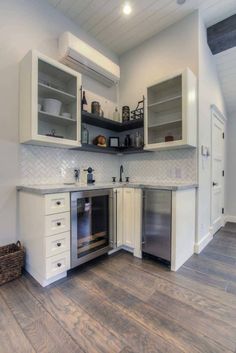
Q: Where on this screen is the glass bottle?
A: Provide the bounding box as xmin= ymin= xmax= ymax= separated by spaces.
xmin=81 ymin=90 xmax=88 ymax=111
xmin=82 ymin=124 xmax=89 ymax=144
xmin=113 ymin=107 xmax=120 ymax=122
xmin=135 ymin=132 xmax=142 ymax=147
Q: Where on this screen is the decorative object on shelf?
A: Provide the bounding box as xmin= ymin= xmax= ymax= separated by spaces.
xmin=165 ymin=134 xmax=174 ymax=142
xmin=99 ymin=105 xmax=104 ymax=117
xmin=109 ymin=136 xmax=119 ymax=148
xmin=82 ymin=90 xmax=88 ymax=111
xmin=135 ymin=131 xmax=143 ymax=147
xmin=43 ymin=98 xmax=62 ymax=115
xmin=122 ymin=106 xmax=130 ymax=122
xmin=93 ymin=134 xmax=107 ymax=147
xmin=124 ymin=134 xmax=132 ymax=147
xmin=62 ymin=112 xmax=72 ymax=119
xmin=131 ymin=96 xmax=144 ymax=120
xmin=82 ymin=124 xmax=89 ymax=144
xmin=91 ymin=101 xmax=100 ymax=115
xmin=113 ymin=107 xmax=120 ymax=122
xmin=46 ymin=129 xmax=64 ymax=139
xmin=84 ymin=167 xmax=95 ymax=184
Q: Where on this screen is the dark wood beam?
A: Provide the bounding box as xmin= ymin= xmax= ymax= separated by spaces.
xmin=207 ymin=14 xmax=236 ymax=55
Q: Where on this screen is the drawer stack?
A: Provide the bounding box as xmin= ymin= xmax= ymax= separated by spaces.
xmin=44 ymin=193 xmax=71 ymax=280
xmin=19 ymin=191 xmax=71 ymax=287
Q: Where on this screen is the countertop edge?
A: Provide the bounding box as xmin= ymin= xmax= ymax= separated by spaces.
xmin=17 ymin=183 xmax=198 ymax=195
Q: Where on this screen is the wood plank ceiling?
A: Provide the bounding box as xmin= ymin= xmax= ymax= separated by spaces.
xmin=44 ymin=0 xmax=236 ymax=55
xmin=215 ymin=47 xmax=236 ymax=115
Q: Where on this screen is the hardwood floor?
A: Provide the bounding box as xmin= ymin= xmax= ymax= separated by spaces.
xmin=1 ymin=224 xmax=236 ymax=353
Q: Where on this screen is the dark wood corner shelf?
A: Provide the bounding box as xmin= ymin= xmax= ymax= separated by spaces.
xmin=82 ymin=111 xmax=144 ymax=132
xmin=73 ymin=144 xmax=150 ymax=155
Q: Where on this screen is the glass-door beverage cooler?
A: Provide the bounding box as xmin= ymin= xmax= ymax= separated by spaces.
xmin=71 ymin=189 xmax=114 ymax=268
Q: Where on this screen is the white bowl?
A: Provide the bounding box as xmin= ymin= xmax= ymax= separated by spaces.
xmin=62 ymin=112 xmax=72 ymax=119
xmin=43 ymin=98 xmax=62 ymax=115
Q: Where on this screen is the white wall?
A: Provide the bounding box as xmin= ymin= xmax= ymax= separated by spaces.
xmin=119 ymin=12 xmax=199 ymax=184
xmin=196 ymin=15 xmax=226 ymax=250
xmin=225 ymin=111 xmax=236 ymax=220
xmin=0 ymin=0 xmax=119 ymax=246
xmin=119 ymin=12 xmax=199 ymax=108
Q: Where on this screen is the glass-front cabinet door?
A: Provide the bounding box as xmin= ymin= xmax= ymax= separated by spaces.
xmin=144 ymin=68 xmax=197 ymax=151
xmin=19 ymin=50 xmax=81 ymax=148
xmin=71 ymin=189 xmax=113 ymax=268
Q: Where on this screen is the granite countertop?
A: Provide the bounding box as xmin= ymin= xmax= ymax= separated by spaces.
xmin=17 ymin=182 xmax=198 ymax=195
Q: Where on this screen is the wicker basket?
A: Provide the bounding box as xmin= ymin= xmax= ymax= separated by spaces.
xmin=0 ymin=241 xmax=25 ymax=285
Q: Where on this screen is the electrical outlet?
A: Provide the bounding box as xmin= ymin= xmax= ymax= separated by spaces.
xmin=175 ymin=167 xmax=181 ymax=178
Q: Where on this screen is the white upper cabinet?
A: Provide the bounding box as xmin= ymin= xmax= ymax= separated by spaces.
xmin=144 ymin=68 xmax=197 ymax=151
xmin=19 ymin=50 xmax=82 ymax=148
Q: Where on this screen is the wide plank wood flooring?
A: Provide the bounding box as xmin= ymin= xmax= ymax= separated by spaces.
xmin=1 ymin=223 xmax=236 ymax=353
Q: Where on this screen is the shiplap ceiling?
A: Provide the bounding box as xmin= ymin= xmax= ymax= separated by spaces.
xmin=215 ymin=47 xmax=236 ymax=115
xmin=44 ymin=0 xmax=236 ymax=54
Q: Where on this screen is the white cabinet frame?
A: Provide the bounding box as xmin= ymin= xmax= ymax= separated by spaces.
xmin=144 ymin=68 xmax=197 ymax=151
xmin=19 ymin=50 xmax=82 ymax=148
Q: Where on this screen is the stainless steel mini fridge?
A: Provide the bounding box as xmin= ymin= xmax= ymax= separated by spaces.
xmin=142 ymin=189 xmax=172 ymax=263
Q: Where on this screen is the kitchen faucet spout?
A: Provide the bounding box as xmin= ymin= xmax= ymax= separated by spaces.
xmin=119 ymin=165 xmax=124 ymax=183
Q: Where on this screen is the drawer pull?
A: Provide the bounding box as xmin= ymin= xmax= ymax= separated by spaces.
xmin=57 ymin=242 xmax=62 ymax=247
xmin=57 ymin=222 xmax=61 ymax=227
xmin=57 ymin=263 xmax=62 ymax=267
xmin=56 ymin=201 xmax=61 ymax=206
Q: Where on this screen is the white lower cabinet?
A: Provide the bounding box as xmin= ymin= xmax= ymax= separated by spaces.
xmin=19 ymin=191 xmax=71 ymax=287
xmin=123 ymin=188 xmax=135 ymax=248
xmin=114 ymin=187 xmax=142 ymax=257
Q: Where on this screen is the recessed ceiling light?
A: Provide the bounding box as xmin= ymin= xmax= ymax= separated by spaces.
xmin=177 ymin=0 xmax=186 ymax=4
xmin=123 ymin=2 xmax=132 ymax=15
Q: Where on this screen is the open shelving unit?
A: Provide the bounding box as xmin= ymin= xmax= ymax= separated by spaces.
xmin=74 ymin=143 xmax=148 ymax=155
xmin=74 ymin=111 xmax=147 ymax=155
xmin=82 ymin=111 xmax=144 ymax=132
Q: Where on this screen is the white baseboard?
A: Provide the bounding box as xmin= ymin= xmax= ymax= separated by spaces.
xmin=224 ymin=215 xmax=236 ymax=223
xmin=194 ymin=232 xmax=213 ymax=254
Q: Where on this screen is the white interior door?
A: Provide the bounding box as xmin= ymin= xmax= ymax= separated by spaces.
xmin=211 ymin=111 xmax=225 ymax=234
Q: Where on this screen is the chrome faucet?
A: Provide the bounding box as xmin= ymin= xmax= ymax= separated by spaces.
xmin=119 ymin=165 xmax=124 ymax=183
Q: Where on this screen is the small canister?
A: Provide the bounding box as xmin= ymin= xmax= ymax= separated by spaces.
xmin=122 ymin=106 xmax=130 ymax=122
xmin=91 ymin=101 xmax=100 ymax=115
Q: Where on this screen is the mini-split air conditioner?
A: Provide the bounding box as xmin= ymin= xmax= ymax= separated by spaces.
xmin=59 ymin=31 xmax=120 ymax=87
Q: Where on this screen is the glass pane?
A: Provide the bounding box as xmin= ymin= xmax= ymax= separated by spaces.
xmin=37 ymin=59 xmax=77 ymax=141
xmin=76 ymin=195 xmax=109 ymax=258
xmin=147 ymin=75 xmax=182 ymax=144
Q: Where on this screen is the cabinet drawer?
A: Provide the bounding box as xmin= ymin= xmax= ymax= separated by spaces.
xmin=45 ymin=232 xmax=70 ymax=258
xmin=45 ymin=251 xmax=70 ymax=279
xmin=45 ymin=193 xmax=70 ymax=215
xmin=45 ymin=212 xmax=70 ymax=236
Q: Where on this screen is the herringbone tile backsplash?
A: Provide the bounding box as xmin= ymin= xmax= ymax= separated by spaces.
xmin=19 ymin=145 xmax=197 ymax=185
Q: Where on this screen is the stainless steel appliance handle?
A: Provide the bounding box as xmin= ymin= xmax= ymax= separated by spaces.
xmin=142 ymin=190 xmax=146 ymax=247
xmin=109 ymin=191 xmax=115 ymax=248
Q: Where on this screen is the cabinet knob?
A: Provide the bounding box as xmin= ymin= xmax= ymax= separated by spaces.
xmin=57 ymin=222 xmax=61 ymax=227
xmin=56 ymin=201 xmax=61 ymax=206
xmin=57 ymin=242 xmax=62 ymax=247
xmin=57 ymin=263 xmax=62 ymax=267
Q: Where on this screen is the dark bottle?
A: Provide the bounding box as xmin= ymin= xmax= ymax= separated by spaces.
xmin=81 ymin=90 xmax=88 ymax=111
xmin=122 ymin=106 xmax=130 ymax=122
xmin=124 ymin=134 xmax=131 ymax=147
